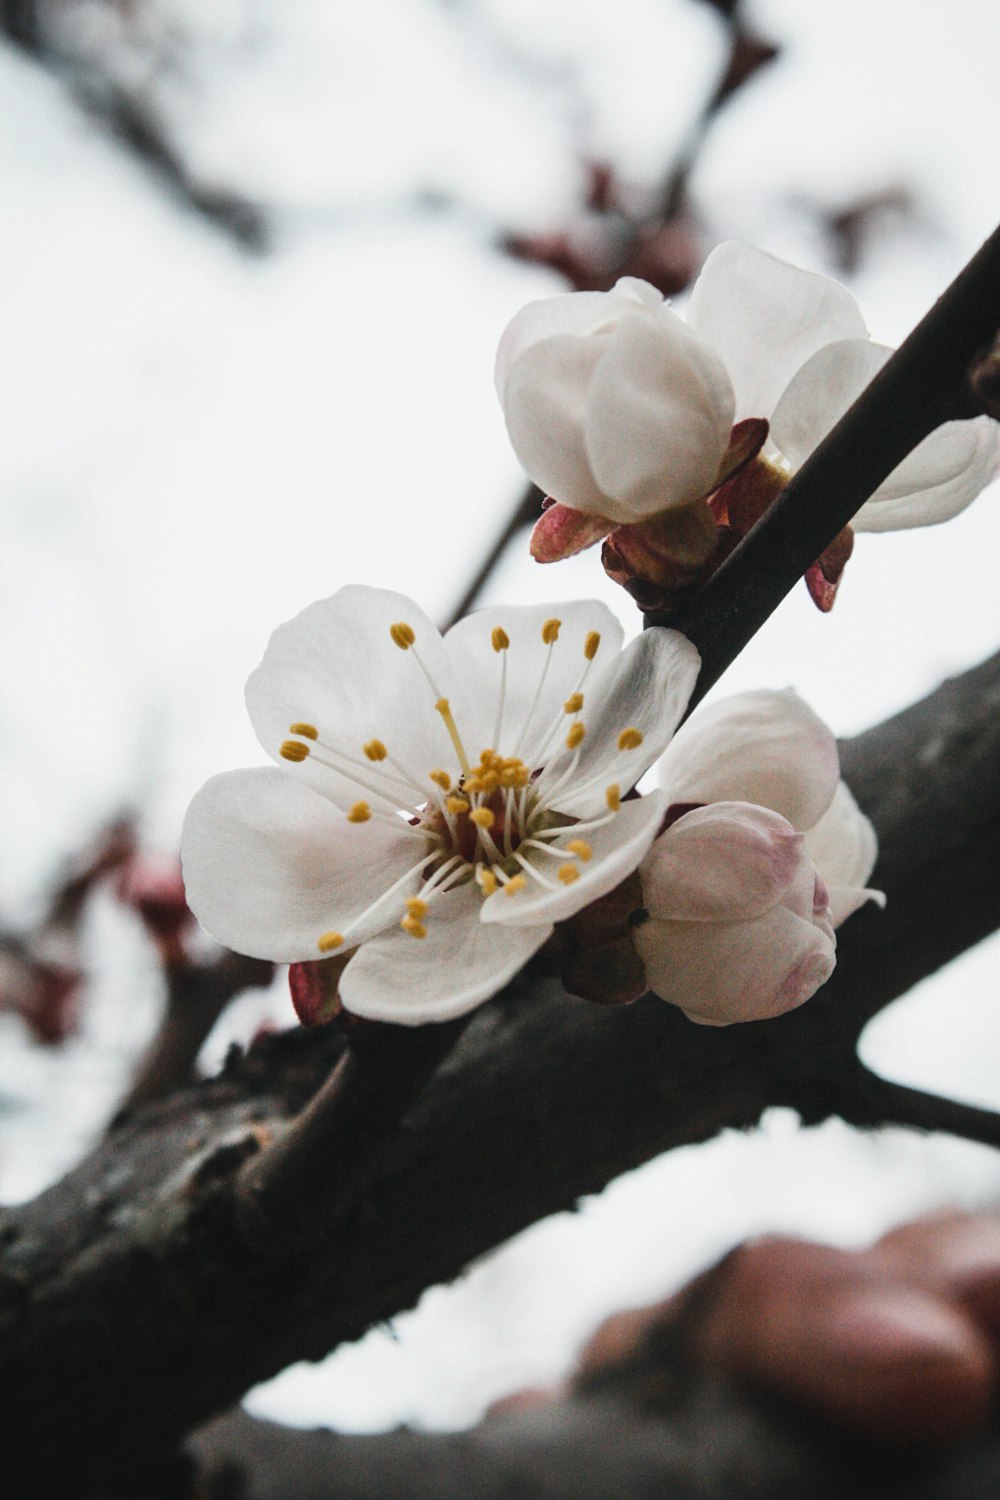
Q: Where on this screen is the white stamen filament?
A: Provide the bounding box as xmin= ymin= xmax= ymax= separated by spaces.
xmin=527 ymin=656 xmax=595 ymax=768
xmin=520 ymin=838 xmax=587 ymax=861
xmin=514 ymin=853 xmax=557 ymax=889
xmin=531 ymin=807 xmax=618 ymax=840
xmin=295 ymin=743 xmax=421 ymax=814
xmin=531 ymin=748 xmax=583 ymax=813
xmin=512 ymin=638 xmax=556 ymax=758
xmin=336 ymin=848 xmax=442 ymax=945
xmin=492 ymin=647 xmax=508 ymax=750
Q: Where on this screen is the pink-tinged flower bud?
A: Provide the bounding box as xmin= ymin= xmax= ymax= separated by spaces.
xmin=117 ymin=854 xmax=193 ymax=967
xmin=634 ymin=689 xmax=884 ymax=1026
xmin=635 ymin=819 xmax=836 ymax=1026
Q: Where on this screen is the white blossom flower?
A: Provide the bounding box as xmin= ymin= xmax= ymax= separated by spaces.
xmin=497 ymin=241 xmax=1000 ymax=538
xmin=181 ymin=586 xmax=700 ymax=1025
xmin=633 ymin=689 xmax=883 ymax=1026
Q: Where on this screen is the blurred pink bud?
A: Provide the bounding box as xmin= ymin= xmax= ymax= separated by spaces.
xmin=117 ymin=854 xmax=193 ymax=966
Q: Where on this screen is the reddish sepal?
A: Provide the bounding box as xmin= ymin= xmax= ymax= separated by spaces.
xmin=530 ymin=503 xmax=613 ymax=563
xmin=289 ymin=956 xmax=349 ymax=1027
xmin=805 ymin=525 xmax=855 ymax=612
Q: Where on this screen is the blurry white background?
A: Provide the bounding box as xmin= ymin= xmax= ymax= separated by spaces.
xmin=1 ymin=0 xmax=998 ymax=1432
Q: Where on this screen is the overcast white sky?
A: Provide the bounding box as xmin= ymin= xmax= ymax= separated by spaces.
xmin=1 ymin=0 xmax=998 ymax=1432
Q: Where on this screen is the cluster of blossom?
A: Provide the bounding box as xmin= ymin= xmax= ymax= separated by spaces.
xmin=181 ymin=242 xmax=998 ymax=1030
xmin=497 ymin=242 xmax=1000 ymax=610
xmin=183 ymin=588 xmax=880 ymax=1027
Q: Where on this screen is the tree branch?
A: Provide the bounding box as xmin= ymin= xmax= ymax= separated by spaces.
xmin=233 ymin=1013 xmax=473 ymax=1256
xmin=0 ymin=3 xmax=267 ymax=250
xmin=1 ymin=646 xmax=998 ymax=1493
xmin=113 ymin=952 xmax=274 ymax=1122
xmin=186 ymin=1388 xmax=988 ymax=1500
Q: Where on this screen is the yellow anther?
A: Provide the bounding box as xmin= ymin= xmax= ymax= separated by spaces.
xmin=470 ymin=807 xmax=495 ymax=830
xmin=584 ymin=631 xmax=601 ymax=661
xmin=503 ymin=874 xmax=527 ymax=896
xmin=566 ymin=839 xmax=593 ymax=861
xmin=401 ymin=915 xmax=427 ymax=939
xmin=347 ymin=801 xmax=371 ymax=823
xmin=447 ymin=795 xmax=470 ymax=815
xmin=430 ymin=769 xmax=452 ymax=791
xmin=479 ymin=868 xmax=498 ymax=896
xmin=280 ymin=739 xmax=311 ymax=762
xmin=558 ymin=864 xmax=580 ymax=884
xmin=389 ymin=622 xmax=416 ymax=650
xmin=565 ymin=722 xmax=586 ymax=750
xmin=363 ymin=738 xmax=388 ymax=762
xmin=618 ymin=727 xmax=644 ymax=751
xmin=491 ymin=626 xmax=510 ymax=652
xmin=563 ymin=692 xmax=584 ymax=715
xmin=542 ymin=618 xmax=561 ymax=645
xmin=405 ymin=897 xmax=428 ymax=919
xmin=317 ymin=931 xmax=344 ymax=953
xmin=606 ymin=783 xmax=621 ymax=812
xmin=289 ymin=722 xmax=318 ymax=739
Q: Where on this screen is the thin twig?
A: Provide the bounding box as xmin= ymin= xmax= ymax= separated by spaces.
xmin=442 ymin=484 xmax=542 ymax=629
xmin=112 ymin=952 xmax=274 ymax=1124
xmin=850 ymin=1065 xmax=1000 ymax=1152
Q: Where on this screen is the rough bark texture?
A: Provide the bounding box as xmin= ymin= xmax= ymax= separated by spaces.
xmin=0 ymin=647 xmax=998 ymax=1494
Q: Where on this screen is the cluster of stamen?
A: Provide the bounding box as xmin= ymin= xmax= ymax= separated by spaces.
xmin=278 ymin=614 xmax=646 ymax=953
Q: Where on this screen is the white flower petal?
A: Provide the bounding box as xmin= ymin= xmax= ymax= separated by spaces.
xmin=245 ymin=585 xmax=475 ymax=808
xmin=340 ymin=883 xmax=551 ymax=1024
xmin=583 ymin=309 xmax=734 ymax=520
xmin=805 ymin=780 xmax=876 ymax=889
xmin=688 ymin=241 xmax=869 ymax=421
xmin=771 ymin=338 xmax=889 ymax=468
xmin=443 ymin=599 xmax=624 ymax=765
xmin=547 ymin=627 xmax=701 ymax=820
xmin=181 ymin=768 xmax=430 ymax=962
xmin=805 ymin=780 xmax=883 ymax=926
xmin=773 ymin=340 xmax=1000 ymax=530
xmin=501 ymin=331 xmax=618 ymax=513
xmin=854 ymin=417 xmax=1000 ymax=531
xmin=656 ymin=689 xmax=839 ymax=832
xmin=495 ymin=281 xmax=663 ymax=401
xmin=634 ymin=902 xmax=836 ymax=1025
xmin=482 ymin=790 xmax=667 ymax=927
xmin=640 ymin=802 xmax=806 ymax=922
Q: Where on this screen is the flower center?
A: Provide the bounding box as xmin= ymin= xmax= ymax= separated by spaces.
xmin=278 ymin=615 xmax=644 ymax=950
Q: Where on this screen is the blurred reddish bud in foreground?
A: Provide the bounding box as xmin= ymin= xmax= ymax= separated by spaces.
xmin=117 ymin=854 xmax=194 ymax=968
xmin=0 ymin=947 xmax=82 ymax=1045
xmin=503 ymin=158 xmax=700 ymax=298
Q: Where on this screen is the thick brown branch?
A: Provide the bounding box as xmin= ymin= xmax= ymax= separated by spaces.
xmin=0 ymin=648 xmax=997 ymax=1492
xmin=234 ymin=1013 xmax=472 ymax=1256
xmin=187 ymin=1390 xmax=983 ymax=1500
